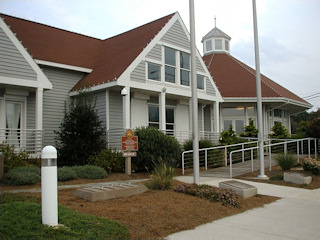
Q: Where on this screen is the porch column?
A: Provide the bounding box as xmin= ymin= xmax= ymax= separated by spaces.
xmin=121 ymin=87 xmax=130 ymax=129
xmin=35 ymin=88 xmax=43 ymax=153
xmin=36 ymin=88 xmax=43 ymax=130
xmin=213 ymin=101 xmax=220 ymax=133
xmin=159 ymin=90 xmax=166 ymax=131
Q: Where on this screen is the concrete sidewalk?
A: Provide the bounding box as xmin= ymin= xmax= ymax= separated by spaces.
xmin=166 ymin=176 xmax=320 ymax=240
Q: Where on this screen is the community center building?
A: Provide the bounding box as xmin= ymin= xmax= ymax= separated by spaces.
xmin=0 ymin=12 xmax=311 ymax=155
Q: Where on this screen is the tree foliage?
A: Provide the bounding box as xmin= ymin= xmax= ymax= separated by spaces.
xmin=240 ymin=118 xmax=258 ymax=138
xmin=55 ymin=91 xmax=106 ymax=166
xmin=269 ymin=122 xmax=290 ymax=139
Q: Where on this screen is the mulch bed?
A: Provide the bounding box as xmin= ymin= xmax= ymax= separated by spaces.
xmin=235 ymin=165 xmax=320 ymax=189
xmin=19 ymin=180 xmax=278 ymax=240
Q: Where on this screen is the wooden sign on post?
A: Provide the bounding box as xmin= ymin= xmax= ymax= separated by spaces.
xmin=121 ymin=129 xmax=138 ymax=175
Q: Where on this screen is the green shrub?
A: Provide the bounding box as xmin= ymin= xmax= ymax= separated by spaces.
xmin=269 ymin=122 xmax=290 ymax=139
xmin=240 ymin=118 xmax=258 ymax=138
xmin=88 ymin=148 xmax=124 ymax=172
xmin=73 ymin=165 xmax=108 ymax=179
xmin=174 ymin=183 xmax=239 ymax=207
xmin=3 ymin=166 xmax=40 ymax=186
xmin=134 ymin=127 xmax=182 ymax=171
xmin=270 ymin=174 xmax=284 ymax=181
xmin=146 ymin=159 xmax=175 ymax=190
xmin=58 ymin=166 xmax=78 ymax=181
xmin=219 ymin=125 xmax=244 ymax=145
xmin=275 ymin=153 xmax=297 ymax=171
xmin=302 ymin=158 xmax=320 ymax=175
xmin=1 ymin=143 xmax=29 ymax=173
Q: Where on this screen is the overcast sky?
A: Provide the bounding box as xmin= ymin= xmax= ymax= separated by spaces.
xmin=1 ymin=0 xmax=319 ymax=111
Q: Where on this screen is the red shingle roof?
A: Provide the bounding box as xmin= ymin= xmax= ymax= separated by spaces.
xmin=203 ymin=53 xmax=309 ymax=105
xmin=1 ymin=13 xmax=175 ymax=91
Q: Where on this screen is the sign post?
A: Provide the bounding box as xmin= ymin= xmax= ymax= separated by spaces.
xmin=121 ymin=129 xmax=138 ymax=175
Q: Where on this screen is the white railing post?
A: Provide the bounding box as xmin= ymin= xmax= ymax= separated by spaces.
xmin=225 ymin=147 xmax=228 ymax=166
xmin=297 ymin=141 xmax=300 ymax=163
xmin=242 ymin=143 xmax=245 ymax=162
xmin=308 ymin=138 xmax=311 ymax=158
xmin=230 ymin=152 xmax=233 ymax=178
xmin=315 ymin=139 xmax=317 ymax=158
xmin=284 ymin=140 xmax=287 ymax=155
xmin=251 ymin=149 xmax=254 ymax=172
xmin=205 ymin=149 xmax=208 ymax=170
xmin=182 ymin=152 xmax=185 ymax=175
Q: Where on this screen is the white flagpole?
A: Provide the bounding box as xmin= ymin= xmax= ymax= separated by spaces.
xmin=252 ymin=0 xmax=268 ymax=179
xmin=190 ymin=0 xmax=200 ymax=184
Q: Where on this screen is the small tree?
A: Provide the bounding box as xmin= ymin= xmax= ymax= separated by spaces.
xmin=240 ymin=118 xmax=258 ymax=138
xmin=269 ymin=122 xmax=290 ymax=139
xmin=220 ymin=125 xmax=239 ymax=145
xmin=55 ymin=91 xmax=106 ymax=166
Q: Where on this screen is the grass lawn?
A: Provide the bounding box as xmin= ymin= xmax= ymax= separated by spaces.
xmin=0 ymin=195 xmax=129 ymax=240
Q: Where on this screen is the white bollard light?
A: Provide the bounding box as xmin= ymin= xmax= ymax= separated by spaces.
xmin=41 ymin=145 xmax=58 ymax=226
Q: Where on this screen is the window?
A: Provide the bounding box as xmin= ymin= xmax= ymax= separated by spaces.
xmin=215 ymin=39 xmax=222 ymax=50
xmin=225 ymin=40 xmax=229 ymax=51
xmin=197 ymin=75 xmax=204 ymax=90
xmin=180 ymin=52 xmax=190 ymax=86
xmin=222 ymin=107 xmax=244 ymax=116
xmin=235 ymin=120 xmax=244 ymax=134
xmin=148 ymin=63 xmax=161 ymax=81
xmin=148 ymin=105 xmax=159 ymax=129
xmin=165 ymin=47 xmax=176 ymax=83
xmin=223 ymin=120 xmax=232 ymax=130
xmin=206 ymin=40 xmax=212 ymax=51
xmin=166 ymin=108 xmax=175 ymax=132
xmin=274 ymin=109 xmax=282 ymax=118
xmin=5 ymin=101 xmax=22 ymax=145
xmin=247 ymin=106 xmax=255 ymax=116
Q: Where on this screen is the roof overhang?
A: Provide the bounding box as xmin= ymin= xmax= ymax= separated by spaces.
xmin=35 ymin=59 xmax=93 ymax=73
xmin=221 ymin=97 xmax=312 ymax=113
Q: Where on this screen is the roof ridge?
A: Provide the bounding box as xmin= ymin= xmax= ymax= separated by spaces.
xmin=228 ymin=54 xmax=284 ymax=98
xmin=102 ymin=12 xmax=176 ymax=42
xmin=0 ymin=13 xmax=103 ymax=41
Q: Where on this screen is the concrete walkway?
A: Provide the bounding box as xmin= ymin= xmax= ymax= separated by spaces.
xmin=166 ymin=176 xmax=320 ymax=240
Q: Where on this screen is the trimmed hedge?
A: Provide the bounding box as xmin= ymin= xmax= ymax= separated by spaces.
xmin=3 ymin=167 xmax=41 ymax=186
xmin=73 ymin=165 xmax=108 ymax=179
xmin=58 ymin=166 xmax=78 ymax=181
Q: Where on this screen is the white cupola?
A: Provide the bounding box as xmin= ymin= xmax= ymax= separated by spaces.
xmin=202 ymin=18 xmax=231 ymax=55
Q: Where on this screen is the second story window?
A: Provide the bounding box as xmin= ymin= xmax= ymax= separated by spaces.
xmin=165 ymin=47 xmax=176 ymax=83
xmin=197 ymin=75 xmax=204 ymax=90
xmin=180 ymin=52 xmax=190 ymax=86
xmin=148 ymin=63 xmax=161 ymax=81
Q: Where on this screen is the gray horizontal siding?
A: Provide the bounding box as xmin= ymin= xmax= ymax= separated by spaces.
xmin=146 ymin=44 xmax=162 ymax=61
xmin=94 ymin=90 xmax=106 ymax=130
xmin=196 ymin=57 xmax=205 ymax=73
xmin=206 ymin=77 xmax=216 ymax=96
xmin=42 ymin=66 xmax=84 ymax=146
xmin=204 ymin=105 xmax=211 ymax=132
xmin=161 ymin=20 xmax=189 ymax=50
xmin=131 ymin=61 xmax=146 ymax=83
xmin=0 ymin=27 xmax=37 ymax=81
xmin=27 ymin=92 xmax=36 ymax=130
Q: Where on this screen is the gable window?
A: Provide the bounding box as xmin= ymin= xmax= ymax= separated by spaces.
xmin=165 ymin=47 xmax=176 ymax=83
xmin=215 ymin=39 xmax=222 ymax=50
xmin=197 ymin=75 xmax=204 ymax=90
xmin=148 ymin=63 xmax=161 ymax=81
xmin=180 ymin=52 xmax=190 ymax=86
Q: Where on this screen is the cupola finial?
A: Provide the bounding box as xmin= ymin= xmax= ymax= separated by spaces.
xmin=214 ymin=15 xmax=217 ymax=27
